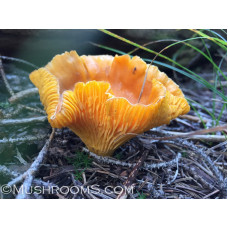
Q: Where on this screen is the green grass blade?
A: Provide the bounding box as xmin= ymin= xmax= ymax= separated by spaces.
xmin=187 ymin=97 xmax=216 ymax=120
xmin=153 ymin=37 xmax=226 ymax=80
xmin=190 ymin=29 xmax=227 ymax=50
xmin=207 ymin=29 xmax=227 ymax=42
xmin=89 ymin=42 xmax=126 ymax=55
xmin=92 ymin=38 xmax=227 ymax=101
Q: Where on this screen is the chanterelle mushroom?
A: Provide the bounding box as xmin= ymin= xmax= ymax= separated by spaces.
xmin=30 ymin=51 xmax=190 ymax=156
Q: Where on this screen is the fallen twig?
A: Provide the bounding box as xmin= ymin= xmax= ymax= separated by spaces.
xmin=0 ymin=55 xmax=38 ymax=69
xmin=154 ymin=130 xmax=227 ymax=142
xmin=164 ymin=139 xmax=226 ymax=191
xmin=144 ymin=153 xmax=182 ymax=170
xmin=9 ymin=88 xmax=38 ymax=103
xmin=146 ymin=124 xmax=227 ymax=141
xmin=168 ymin=152 xmax=181 ymax=184
xmin=71 ymin=174 xmax=97 ymax=199
xmin=205 ymin=141 xmax=227 ymax=154
xmin=82 ymin=147 xmax=181 ymax=171
xmin=179 ymin=114 xmax=210 ymax=123
xmin=0 ymin=55 xmax=15 ymax=96
xmin=0 ymin=116 xmax=47 ymax=126
xmin=202 ymin=189 xmax=220 ymax=199
xmin=7 ymin=129 xmax=55 ymax=199
xmin=0 ymin=135 xmax=47 ymax=144
xmin=21 ymin=105 xmax=46 ymax=115
xmin=117 ymin=150 xmax=149 ymax=199
xmin=0 ymin=165 xmax=20 ymax=177
xmin=2 ymin=105 xmax=45 ymax=119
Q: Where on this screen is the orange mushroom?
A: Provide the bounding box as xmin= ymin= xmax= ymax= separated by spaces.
xmin=30 ymin=51 xmax=190 ymax=156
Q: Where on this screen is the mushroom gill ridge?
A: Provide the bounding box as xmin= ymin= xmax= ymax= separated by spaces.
xmin=30 ymin=50 xmax=190 ymax=156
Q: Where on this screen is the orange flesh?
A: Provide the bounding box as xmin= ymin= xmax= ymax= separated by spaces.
xmin=46 ymin=52 xmax=167 ymax=106
xmin=29 ymin=51 xmax=190 ymax=156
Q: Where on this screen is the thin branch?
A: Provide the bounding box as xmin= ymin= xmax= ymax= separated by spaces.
xmin=0 ymin=135 xmax=47 ymax=144
xmin=7 ymin=129 xmax=55 ymax=199
xmin=179 ymin=114 xmax=210 ymax=123
xmin=117 ymin=150 xmax=149 ymax=199
xmin=0 ymin=165 xmax=20 ymax=177
xmin=21 ymin=105 xmax=46 ymax=115
xmin=202 ymin=189 xmax=220 ymax=199
xmin=9 ymin=88 xmax=38 ymax=103
xmin=164 ymin=139 xmax=225 ymax=189
xmin=0 ymin=55 xmax=38 ymax=69
xmin=82 ymin=147 xmax=181 ymax=171
xmin=32 ymin=179 xmax=57 ymax=189
xmin=168 ymin=153 xmax=181 ymax=184
xmin=0 ymin=55 xmax=14 ymax=96
xmin=144 ymin=153 xmax=182 ymax=170
xmin=136 ymin=124 xmax=227 ymax=142
xmin=153 ymin=129 xmax=227 ymax=142
xmin=3 ymin=105 xmax=45 ymax=119
xmin=0 ymin=116 xmax=47 ymax=126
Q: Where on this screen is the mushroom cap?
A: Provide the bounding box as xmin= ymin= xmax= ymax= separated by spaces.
xmin=30 ymin=51 xmax=190 ymax=156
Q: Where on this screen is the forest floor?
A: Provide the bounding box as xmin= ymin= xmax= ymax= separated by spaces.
xmin=0 ymin=52 xmax=227 ymax=199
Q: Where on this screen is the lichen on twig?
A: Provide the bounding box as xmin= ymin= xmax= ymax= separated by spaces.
xmin=9 ymin=88 xmax=38 ymax=104
xmin=7 ymin=129 xmax=55 ymax=199
xmin=0 ymin=116 xmax=47 ymax=126
xmin=0 ymin=135 xmax=47 ymax=144
xmin=0 ymin=56 xmax=15 ymax=96
xmin=82 ymin=147 xmax=182 ymax=171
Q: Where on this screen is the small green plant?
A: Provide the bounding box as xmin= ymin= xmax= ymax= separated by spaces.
xmin=181 ymin=151 xmax=188 ymax=158
xmin=69 ymin=150 xmax=92 ymax=181
xmin=114 ymin=152 xmax=124 ymax=160
xmin=137 ymin=191 xmax=147 ymax=199
xmin=0 ymin=101 xmax=11 ymax=109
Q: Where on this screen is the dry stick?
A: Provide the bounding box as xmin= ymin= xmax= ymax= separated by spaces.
xmin=3 ymin=105 xmax=24 ymax=119
xmin=15 ymin=129 xmax=55 ymax=199
xmin=164 ymin=138 xmax=225 ymax=190
xmin=0 ymin=165 xmax=20 ymax=177
xmin=32 ymin=178 xmax=57 ymax=188
xmin=169 ymin=153 xmax=181 ymax=184
xmin=144 ymin=153 xmax=181 ymax=170
xmin=82 ymin=147 xmax=135 ymax=168
xmin=117 ymin=150 xmax=150 ymax=199
xmin=179 ymin=163 xmax=216 ymax=190
xmin=0 ymin=165 xmax=55 ymax=189
xmin=0 ymin=135 xmax=47 ymax=144
xmin=3 ymin=105 xmax=45 ymax=119
xmin=20 ymin=105 xmax=46 ymax=115
xmin=0 ymin=55 xmax=15 ymax=96
xmin=146 ymin=124 xmax=227 ymax=142
xmin=0 ymin=55 xmax=38 ymax=69
xmin=7 ymin=129 xmax=55 ymax=199
xmin=202 ymin=189 xmax=220 ymax=199
xmin=139 ymin=129 xmax=226 ymax=191
xmin=0 ymin=104 xmax=44 ymax=120
xmin=0 ymin=116 xmax=47 ymax=126
xmin=9 ymin=88 xmax=38 ymax=103
xmin=152 ymin=130 xmax=226 ymax=142
xmin=82 ymin=147 xmax=181 ymax=171
xmin=205 ymin=141 xmax=227 ymax=154
xmin=70 ymin=174 xmax=98 ymax=199
xmin=179 ymin=114 xmax=210 ymax=123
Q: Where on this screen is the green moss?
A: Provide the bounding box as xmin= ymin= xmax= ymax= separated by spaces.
xmin=68 ymin=150 xmax=92 ymax=181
